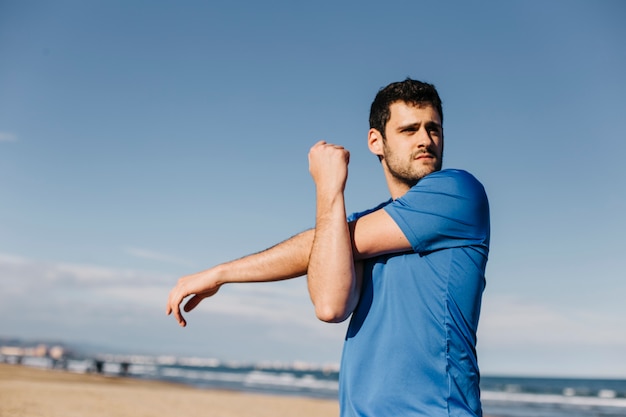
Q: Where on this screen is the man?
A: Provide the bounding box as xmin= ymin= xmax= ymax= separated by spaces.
xmin=166 ymin=79 xmax=490 ymax=416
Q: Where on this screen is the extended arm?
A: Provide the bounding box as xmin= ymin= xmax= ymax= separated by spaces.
xmin=167 ymin=141 xmax=414 ymax=328
xmin=166 ymin=228 xmax=313 ymax=327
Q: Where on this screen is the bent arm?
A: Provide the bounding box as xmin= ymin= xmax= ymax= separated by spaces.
xmin=307 ymin=141 xmax=361 ymax=323
xmin=306 ymin=141 xmax=414 ymax=323
xmin=166 ymin=228 xmax=314 ymax=327
xmin=308 ymin=189 xmax=359 ymax=323
xmin=307 ymin=204 xmax=412 ymax=323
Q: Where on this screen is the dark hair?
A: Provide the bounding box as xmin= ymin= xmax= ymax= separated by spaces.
xmin=369 ymin=78 xmax=443 ymax=137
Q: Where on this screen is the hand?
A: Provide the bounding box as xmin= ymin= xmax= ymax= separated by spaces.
xmin=166 ymin=269 xmax=222 ymax=327
xmin=308 ymin=140 xmax=350 ymax=195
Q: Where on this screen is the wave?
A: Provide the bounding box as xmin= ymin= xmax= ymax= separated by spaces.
xmin=482 ymin=390 xmax=626 ymax=408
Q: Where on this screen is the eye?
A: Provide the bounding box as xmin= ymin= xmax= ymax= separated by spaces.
xmin=426 ymin=124 xmax=442 ymax=136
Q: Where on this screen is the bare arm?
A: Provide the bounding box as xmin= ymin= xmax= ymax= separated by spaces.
xmin=167 ymin=141 xmax=413 ymax=328
xmin=307 ymin=141 xmax=360 ymax=323
xmin=350 ymin=208 xmax=412 ymax=260
xmin=166 ymin=228 xmax=314 ymax=327
xmin=306 ymin=141 xmax=414 ymax=323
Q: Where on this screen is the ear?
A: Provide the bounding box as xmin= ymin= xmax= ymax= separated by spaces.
xmin=368 ymin=128 xmax=384 ymax=159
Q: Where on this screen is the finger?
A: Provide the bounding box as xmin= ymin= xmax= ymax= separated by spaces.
xmin=310 ymin=140 xmax=325 ymax=152
xmin=167 ymin=290 xmax=187 ymax=327
xmin=166 ymin=293 xmax=174 ymax=315
xmin=165 ymin=289 xmax=178 ymax=315
xmin=173 ymin=305 xmax=187 ymax=327
xmin=184 ymin=295 xmax=202 ymax=312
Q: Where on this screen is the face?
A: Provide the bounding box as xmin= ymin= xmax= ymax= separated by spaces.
xmin=375 ymin=101 xmax=443 ymax=188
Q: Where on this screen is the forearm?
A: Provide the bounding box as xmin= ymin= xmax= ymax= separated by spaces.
xmin=308 ymin=192 xmax=359 ymax=323
xmin=167 ymin=228 xmax=314 ymax=327
xmin=213 ymin=228 xmax=313 ymax=285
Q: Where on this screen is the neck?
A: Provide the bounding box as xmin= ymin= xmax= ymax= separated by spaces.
xmin=382 ymin=167 xmax=413 ymax=200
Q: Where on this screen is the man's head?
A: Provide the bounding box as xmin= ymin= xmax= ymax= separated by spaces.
xmin=369 ymin=78 xmax=443 ymax=138
xmin=368 ymin=79 xmax=444 ymax=194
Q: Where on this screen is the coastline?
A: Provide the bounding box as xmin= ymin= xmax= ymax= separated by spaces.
xmin=0 ymin=363 xmax=505 ymax=417
xmin=0 ymin=363 xmax=339 ymax=417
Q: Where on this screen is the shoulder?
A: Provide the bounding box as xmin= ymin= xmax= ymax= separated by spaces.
xmin=419 ymin=169 xmax=483 ymax=188
xmin=412 ymin=169 xmax=487 ymax=199
xmin=385 ymin=169 xmax=490 ymax=253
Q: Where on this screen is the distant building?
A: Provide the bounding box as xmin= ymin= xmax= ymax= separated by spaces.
xmin=0 ymin=343 xmax=66 ymax=360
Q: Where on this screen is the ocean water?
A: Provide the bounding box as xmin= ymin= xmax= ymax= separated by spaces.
xmin=480 ymin=376 xmax=626 ymax=417
xmin=7 ymin=354 xmax=626 ymax=417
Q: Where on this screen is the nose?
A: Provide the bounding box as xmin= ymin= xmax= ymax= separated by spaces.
xmin=416 ymin=127 xmax=433 ymax=148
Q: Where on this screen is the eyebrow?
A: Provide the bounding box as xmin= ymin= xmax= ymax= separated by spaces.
xmin=425 ymin=120 xmax=442 ymax=130
xmin=397 ymin=120 xmax=442 ymax=132
xmin=397 ymin=122 xmax=420 ymax=131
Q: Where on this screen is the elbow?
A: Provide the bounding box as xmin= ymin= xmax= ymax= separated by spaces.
xmin=314 ymin=303 xmax=352 ymax=323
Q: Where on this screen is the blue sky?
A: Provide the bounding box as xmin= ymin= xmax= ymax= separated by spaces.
xmin=1 ymin=0 xmax=625 ymax=377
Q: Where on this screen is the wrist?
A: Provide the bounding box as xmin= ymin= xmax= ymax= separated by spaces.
xmin=208 ymin=264 xmax=227 ymax=287
xmin=316 ymin=187 xmax=346 ymax=209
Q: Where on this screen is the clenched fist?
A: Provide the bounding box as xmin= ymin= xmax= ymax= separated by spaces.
xmin=308 ymin=140 xmax=350 ymax=195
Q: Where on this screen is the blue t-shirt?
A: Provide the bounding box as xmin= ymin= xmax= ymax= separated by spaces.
xmin=339 ymin=169 xmax=490 ymax=417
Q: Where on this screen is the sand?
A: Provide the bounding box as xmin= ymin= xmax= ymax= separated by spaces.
xmin=0 ymin=363 xmax=339 ymax=417
xmin=0 ymin=363 xmax=499 ymax=417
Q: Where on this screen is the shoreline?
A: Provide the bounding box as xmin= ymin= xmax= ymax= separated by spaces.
xmin=0 ymin=363 xmax=502 ymax=417
xmin=0 ymin=363 xmax=339 ymax=417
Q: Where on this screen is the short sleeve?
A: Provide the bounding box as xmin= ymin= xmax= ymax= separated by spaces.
xmin=347 ymin=199 xmax=392 ymax=223
xmin=383 ymin=169 xmax=490 ymax=254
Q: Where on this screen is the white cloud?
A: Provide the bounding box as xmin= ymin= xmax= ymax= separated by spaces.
xmin=476 ymin=295 xmax=626 ymax=377
xmin=0 ymin=132 xmax=17 ymax=142
xmin=0 ymin=253 xmax=171 ymax=292
xmin=0 ymin=252 xmax=316 ymax=326
xmin=478 ymin=295 xmax=626 ymax=348
xmin=0 ymin=252 xmax=344 ymax=362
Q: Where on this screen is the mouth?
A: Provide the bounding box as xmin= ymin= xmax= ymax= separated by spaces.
xmin=413 ymin=152 xmax=435 ymax=160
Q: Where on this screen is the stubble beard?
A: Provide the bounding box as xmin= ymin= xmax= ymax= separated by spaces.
xmin=383 ymin=146 xmax=443 ymax=188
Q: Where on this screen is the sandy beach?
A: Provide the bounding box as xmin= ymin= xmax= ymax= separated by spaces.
xmin=0 ymin=363 xmax=339 ymax=417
